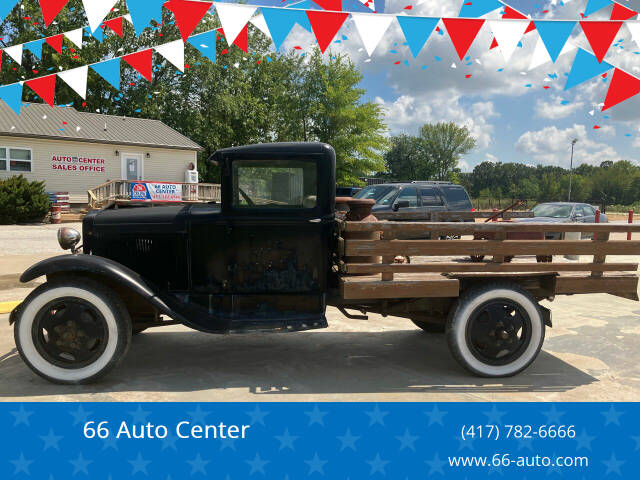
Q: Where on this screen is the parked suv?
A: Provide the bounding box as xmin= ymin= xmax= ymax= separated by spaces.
xmin=353 ymin=181 xmax=473 ymax=214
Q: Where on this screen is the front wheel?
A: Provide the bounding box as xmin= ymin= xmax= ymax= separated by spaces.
xmin=14 ymin=277 xmax=132 ymax=384
xmin=445 ymin=283 xmax=545 ymax=377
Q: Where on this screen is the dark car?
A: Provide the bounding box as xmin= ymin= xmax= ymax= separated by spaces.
xmin=353 ymin=181 xmax=473 ymax=215
xmin=336 ymin=186 xmax=361 ymax=197
xmin=514 ymin=202 xmax=606 ymax=239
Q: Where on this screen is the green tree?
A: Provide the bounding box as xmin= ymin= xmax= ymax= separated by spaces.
xmin=383 ymin=134 xmax=433 ymax=181
xmin=419 ymin=122 xmax=476 ymax=181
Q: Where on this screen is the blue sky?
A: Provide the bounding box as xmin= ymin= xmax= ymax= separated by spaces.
xmin=251 ymin=0 xmax=640 ymax=172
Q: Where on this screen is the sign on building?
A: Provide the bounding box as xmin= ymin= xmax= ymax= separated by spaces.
xmin=130 ymin=182 xmax=182 ymax=202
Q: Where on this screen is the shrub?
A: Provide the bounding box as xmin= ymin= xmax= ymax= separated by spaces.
xmin=0 ymin=175 xmax=51 ymax=224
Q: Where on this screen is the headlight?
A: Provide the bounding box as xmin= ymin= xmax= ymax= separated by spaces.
xmin=57 ymin=227 xmax=81 ymax=253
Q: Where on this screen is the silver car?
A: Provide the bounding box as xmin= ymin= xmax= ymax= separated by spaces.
xmin=514 ymin=202 xmax=607 ymax=239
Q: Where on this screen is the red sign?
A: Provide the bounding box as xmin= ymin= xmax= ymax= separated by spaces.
xmin=52 ymin=155 xmax=106 ymax=173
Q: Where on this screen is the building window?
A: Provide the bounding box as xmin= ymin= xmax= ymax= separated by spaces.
xmin=8 ymin=148 xmax=32 ymax=172
xmin=0 ymin=148 xmax=6 ymax=171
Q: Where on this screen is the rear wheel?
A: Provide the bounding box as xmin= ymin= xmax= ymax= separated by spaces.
xmin=446 ymin=283 xmax=545 ymax=377
xmin=14 ymin=278 xmax=131 ymax=384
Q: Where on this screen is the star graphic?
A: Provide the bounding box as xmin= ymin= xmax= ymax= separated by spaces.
xmin=601 ymin=405 xmax=623 ymax=426
xmin=516 ymin=436 xmax=534 ymax=451
xmin=456 ymin=433 xmax=475 ymax=451
xmin=305 ymin=405 xmax=328 ymax=426
xmin=70 ymin=453 xmax=92 ymax=475
xmin=482 ymin=404 xmax=506 ymax=425
xmin=425 ymin=453 xmax=445 ymax=476
xmin=365 ymin=404 xmax=389 ymax=426
xmin=602 ymin=453 xmax=625 ymax=475
xmin=102 ymin=435 xmax=119 ymax=451
xmin=11 ymin=404 xmax=34 ymax=426
xmin=246 ymin=453 xmax=269 ymax=475
xmin=128 ymin=405 xmax=151 ymax=423
xmin=545 ymin=452 xmax=562 ymax=476
xmin=129 ymin=452 xmax=151 ymax=475
xmin=425 ymin=405 xmax=447 ymax=426
xmin=187 ymin=405 xmax=211 ymax=424
xmin=220 ymin=436 xmax=237 ymax=451
xmin=40 ymin=429 xmax=63 ymax=451
xmin=305 ymin=452 xmax=328 ymax=475
xmin=366 ymin=453 xmax=389 ymax=475
xmin=161 ymin=432 xmax=177 ymax=451
xmin=541 ymin=405 xmax=565 ymax=424
xmin=337 ymin=429 xmax=360 ymax=451
xmin=10 ymin=453 xmax=33 ymax=475
xmin=632 ymin=435 xmax=640 ymax=450
xmin=69 ymin=405 xmax=93 ymax=426
xmin=574 ymin=429 xmax=595 ymax=451
xmin=275 ymin=429 xmax=299 ymax=451
xmin=187 ymin=453 xmax=210 ymax=475
xmin=395 ymin=428 xmax=419 ymax=451
xmin=246 ymin=405 xmax=269 ymax=426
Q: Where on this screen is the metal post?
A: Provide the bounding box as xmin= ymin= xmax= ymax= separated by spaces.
xmin=568 ymin=138 xmax=577 ymax=202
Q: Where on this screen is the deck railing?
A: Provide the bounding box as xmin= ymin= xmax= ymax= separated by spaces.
xmin=88 ymin=180 xmax=221 ymax=209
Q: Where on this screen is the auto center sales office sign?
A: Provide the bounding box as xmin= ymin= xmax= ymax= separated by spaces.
xmin=52 ymin=154 xmax=106 ymax=172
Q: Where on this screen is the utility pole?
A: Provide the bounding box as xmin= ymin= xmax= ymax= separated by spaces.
xmin=568 ymin=138 xmax=578 ymax=202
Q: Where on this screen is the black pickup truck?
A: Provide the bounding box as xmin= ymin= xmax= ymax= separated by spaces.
xmin=10 ymin=142 xmax=639 ymax=384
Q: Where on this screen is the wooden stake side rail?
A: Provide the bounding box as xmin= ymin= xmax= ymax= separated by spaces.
xmin=339 ymin=221 xmax=640 ymax=300
xmin=371 ymin=211 xmax=533 ymax=221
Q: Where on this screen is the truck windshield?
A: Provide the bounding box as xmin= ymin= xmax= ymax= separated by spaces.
xmin=354 ymin=185 xmax=398 ymax=205
xmin=232 ymin=159 xmax=317 ymax=208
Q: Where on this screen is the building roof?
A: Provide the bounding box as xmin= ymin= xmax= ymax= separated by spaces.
xmin=0 ymin=102 xmax=202 ymax=151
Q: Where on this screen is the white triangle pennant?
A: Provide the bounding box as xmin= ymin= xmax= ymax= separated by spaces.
xmin=528 ymin=35 xmax=576 ymax=71
xmin=351 ymin=13 xmax=393 ymax=57
xmin=58 ymin=66 xmax=89 ymax=99
xmin=214 ymin=2 xmax=256 ymax=45
xmin=64 ymin=28 xmax=84 ymax=49
xmin=82 ymin=0 xmax=118 ymax=33
xmin=155 ymin=40 xmax=185 ymax=72
xmin=626 ymin=21 xmax=640 ymax=50
xmin=5 ymin=44 xmax=23 ymax=65
xmin=489 ymin=20 xmax=528 ymax=62
xmin=250 ymin=13 xmax=271 ymax=38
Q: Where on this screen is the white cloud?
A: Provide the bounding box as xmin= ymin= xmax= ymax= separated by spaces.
xmin=515 ymin=124 xmax=632 ymax=166
xmin=534 ymin=96 xmax=585 ymax=119
xmin=485 ymin=153 xmax=499 ymax=163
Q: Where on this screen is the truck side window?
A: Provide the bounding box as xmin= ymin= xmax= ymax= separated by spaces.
xmin=420 ymin=187 xmax=443 ymax=207
xmin=232 ymin=160 xmax=317 ymax=208
xmin=397 ymin=187 xmax=418 ymax=207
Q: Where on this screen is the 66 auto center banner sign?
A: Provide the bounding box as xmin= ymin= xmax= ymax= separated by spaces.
xmin=131 ymin=182 xmax=182 ymax=202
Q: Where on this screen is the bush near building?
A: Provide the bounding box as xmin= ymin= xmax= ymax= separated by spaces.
xmin=0 ymin=175 xmax=50 ymax=224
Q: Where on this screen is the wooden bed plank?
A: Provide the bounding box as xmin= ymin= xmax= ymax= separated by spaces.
xmin=554 ymin=274 xmax=639 ymax=297
xmin=344 ymin=262 xmax=639 ymax=274
xmin=340 ymin=277 xmax=459 ymax=300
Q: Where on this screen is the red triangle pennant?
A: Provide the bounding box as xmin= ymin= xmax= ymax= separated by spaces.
xmin=123 ymin=49 xmax=154 ymax=82
xmin=442 ymin=18 xmax=485 ymax=61
xmin=104 ymin=17 xmax=124 ymax=38
xmin=38 ymin=0 xmax=70 ymax=27
xmin=502 ymin=6 xmax=527 ymax=19
xmin=217 ymin=26 xmax=248 ymax=53
xmin=313 ymin=0 xmax=342 ymax=10
xmin=26 ymin=74 xmax=56 ymax=107
xmin=580 ymin=21 xmax=622 ymax=63
xmin=524 ymin=20 xmax=536 ymax=34
xmin=603 ymin=68 xmax=640 ymax=111
xmin=490 ymin=37 xmax=498 ymax=49
xmin=165 ymin=0 xmax=213 ymax=42
xmin=307 ymin=11 xmax=349 ymax=53
xmin=45 ymin=34 xmax=64 ymax=54
xmin=610 ymin=3 xmax=637 ymax=20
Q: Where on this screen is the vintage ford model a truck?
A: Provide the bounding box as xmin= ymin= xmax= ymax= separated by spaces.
xmin=9 ymin=142 xmax=640 ymax=384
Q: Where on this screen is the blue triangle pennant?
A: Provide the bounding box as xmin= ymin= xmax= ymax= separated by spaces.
xmin=459 ymin=0 xmax=503 ymax=18
xmin=0 ymin=0 xmax=19 ymax=24
xmin=91 ymin=58 xmax=121 ymax=90
xmin=25 ymin=39 xmax=45 ymax=60
xmin=584 ymin=0 xmax=613 ymax=16
xmin=535 ymin=21 xmax=575 ymax=63
xmin=84 ymin=26 xmax=103 ymax=43
xmin=188 ymin=30 xmax=217 ymax=64
xmin=397 ymin=16 xmax=439 ymax=59
xmin=127 ymin=0 xmax=164 ymax=35
xmin=0 ymin=83 xmax=23 ymax=115
xmin=564 ymin=48 xmax=613 ymax=90
xmin=262 ymin=7 xmax=312 ymax=50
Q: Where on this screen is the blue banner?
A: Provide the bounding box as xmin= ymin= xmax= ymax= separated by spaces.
xmin=2 ymin=402 xmax=638 ymax=478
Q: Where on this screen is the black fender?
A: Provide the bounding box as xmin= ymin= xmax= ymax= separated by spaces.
xmin=16 ymin=254 xmax=229 ymax=332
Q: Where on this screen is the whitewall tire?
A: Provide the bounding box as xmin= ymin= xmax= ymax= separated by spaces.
xmin=445 ymin=283 xmax=545 ymax=377
xmin=14 ymin=278 xmax=131 ymax=384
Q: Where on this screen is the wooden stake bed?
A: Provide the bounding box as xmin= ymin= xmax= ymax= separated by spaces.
xmin=339 ymin=221 xmax=640 ymax=301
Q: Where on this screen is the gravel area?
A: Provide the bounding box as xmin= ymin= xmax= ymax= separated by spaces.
xmin=0 ymin=223 xmax=82 ymax=256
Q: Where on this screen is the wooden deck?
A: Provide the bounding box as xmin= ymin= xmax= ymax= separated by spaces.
xmin=339 ymin=221 xmax=640 ymax=301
